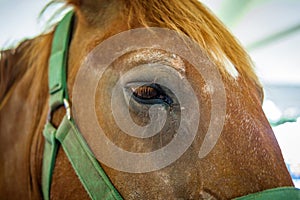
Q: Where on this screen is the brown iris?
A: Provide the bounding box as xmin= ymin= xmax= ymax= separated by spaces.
xmin=133 ymin=85 xmax=158 ymax=99
xmin=131 ymin=83 xmax=173 ymax=105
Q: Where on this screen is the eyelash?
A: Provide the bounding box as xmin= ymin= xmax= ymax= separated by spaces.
xmin=132 ymin=83 xmax=173 ymax=105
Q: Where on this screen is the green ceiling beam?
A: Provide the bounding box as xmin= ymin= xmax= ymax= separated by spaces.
xmin=247 ymin=23 xmax=300 ymax=51
xmin=218 ymin=0 xmax=273 ymax=27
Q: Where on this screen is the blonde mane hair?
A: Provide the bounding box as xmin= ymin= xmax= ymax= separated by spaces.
xmin=121 ymin=0 xmax=260 ymax=85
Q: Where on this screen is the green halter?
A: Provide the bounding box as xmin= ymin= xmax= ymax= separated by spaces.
xmin=42 ymin=11 xmax=123 ymax=200
xmin=42 ymin=11 xmax=300 ymax=200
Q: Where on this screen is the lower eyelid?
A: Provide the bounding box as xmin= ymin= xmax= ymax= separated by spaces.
xmin=133 ymin=90 xmax=173 ymax=106
xmin=131 ymin=95 xmax=165 ymax=105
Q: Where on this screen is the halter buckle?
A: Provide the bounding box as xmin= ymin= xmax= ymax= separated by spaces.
xmin=47 ymin=98 xmax=71 ymax=123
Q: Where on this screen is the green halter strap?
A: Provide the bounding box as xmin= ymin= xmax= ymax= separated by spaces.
xmin=234 ymin=187 xmax=300 ymax=200
xmin=42 ymin=11 xmax=123 ymax=200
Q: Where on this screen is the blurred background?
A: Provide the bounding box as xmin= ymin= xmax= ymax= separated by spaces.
xmin=1 ymin=0 xmax=299 ymax=188
xmin=202 ymin=0 xmax=300 ymax=188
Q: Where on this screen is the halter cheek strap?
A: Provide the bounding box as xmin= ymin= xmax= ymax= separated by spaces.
xmin=42 ymin=11 xmax=123 ymax=200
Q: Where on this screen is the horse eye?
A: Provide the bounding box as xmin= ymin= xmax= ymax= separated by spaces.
xmin=131 ymin=83 xmax=173 ymax=105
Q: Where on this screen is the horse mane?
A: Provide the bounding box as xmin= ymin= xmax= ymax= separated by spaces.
xmin=122 ymin=0 xmax=262 ymax=91
xmin=0 ymin=34 xmax=53 ymax=108
xmin=0 ymin=41 xmax=30 ymax=107
xmin=126 ymin=1 xmax=258 ymax=77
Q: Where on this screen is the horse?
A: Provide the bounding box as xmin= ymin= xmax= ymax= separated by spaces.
xmin=0 ymin=0 xmax=298 ymax=199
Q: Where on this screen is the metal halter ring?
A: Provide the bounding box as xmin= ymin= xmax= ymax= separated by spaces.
xmin=47 ymin=98 xmax=71 ymax=123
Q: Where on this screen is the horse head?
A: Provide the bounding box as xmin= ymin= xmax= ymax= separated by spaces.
xmin=0 ymin=0 xmax=296 ymax=199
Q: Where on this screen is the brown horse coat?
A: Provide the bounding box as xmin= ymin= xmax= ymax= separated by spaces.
xmin=0 ymin=0 xmax=293 ymax=199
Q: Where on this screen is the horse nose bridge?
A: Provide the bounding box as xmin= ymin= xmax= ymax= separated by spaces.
xmin=163 ymin=151 xmax=206 ymax=198
xmin=147 ymin=164 xmax=204 ymax=199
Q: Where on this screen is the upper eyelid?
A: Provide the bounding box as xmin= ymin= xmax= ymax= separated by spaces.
xmin=119 ymin=63 xmax=183 ymax=87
